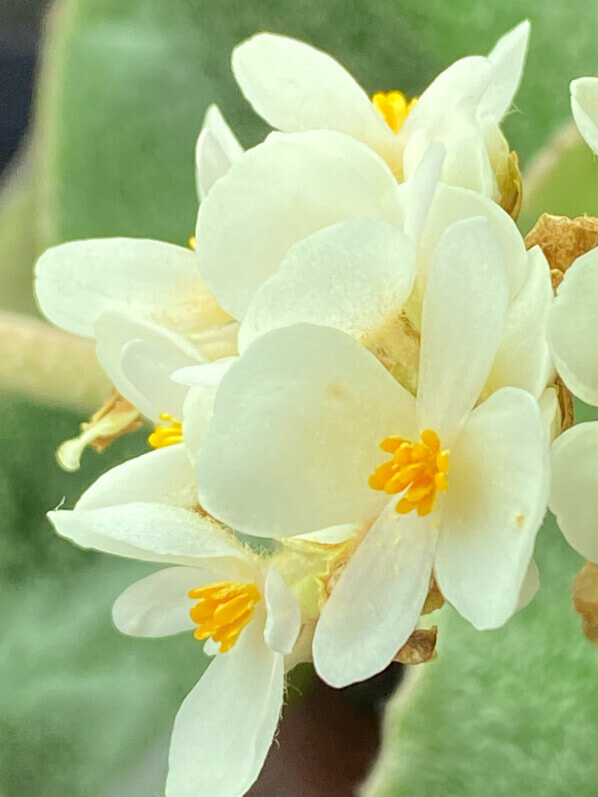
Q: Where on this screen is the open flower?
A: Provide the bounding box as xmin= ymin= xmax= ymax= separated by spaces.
xmin=191 ymin=215 xmax=550 ymax=687
xmin=34 ymin=105 xmax=241 ymax=424
xmin=197 ymin=130 xmax=553 ymax=402
xmin=47 ymin=445 xmax=303 ymax=797
xmin=231 ymin=22 xmax=529 ymax=203
xmin=549 ymin=248 xmax=598 ymax=563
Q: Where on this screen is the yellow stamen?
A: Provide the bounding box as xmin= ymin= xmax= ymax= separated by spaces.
xmin=369 ymin=429 xmax=450 ymax=517
xmin=189 ymin=581 xmax=261 ymax=653
xmin=372 ymin=90 xmax=418 ymax=133
xmin=148 ymin=413 xmax=183 ymax=448
xmin=188 ymin=235 xmax=197 ymax=250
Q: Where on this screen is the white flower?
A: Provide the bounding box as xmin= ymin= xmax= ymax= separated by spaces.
xmin=34 ymin=105 xmax=241 ymax=423
xmin=231 ymin=22 xmax=530 ymax=198
xmin=196 ymin=130 xmax=553 ymax=400
xmin=47 ymin=444 xmax=302 ymax=797
xmin=548 ymin=248 xmax=598 ymax=563
xmin=570 ymin=77 xmax=598 ymax=155
xmin=190 ymin=216 xmax=550 ymax=687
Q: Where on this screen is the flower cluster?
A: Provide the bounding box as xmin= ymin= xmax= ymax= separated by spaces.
xmin=33 ymin=21 xmax=598 ymax=797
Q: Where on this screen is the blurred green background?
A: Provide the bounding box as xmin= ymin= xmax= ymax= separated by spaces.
xmin=1 ymin=1 xmax=598 ymax=795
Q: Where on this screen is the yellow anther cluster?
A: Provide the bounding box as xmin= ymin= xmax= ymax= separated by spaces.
xmin=369 ymin=429 xmax=449 ymax=517
xmin=148 ymin=413 xmax=184 ymax=448
xmin=189 ymin=581 xmax=261 ymax=653
xmin=372 ymin=90 xmax=418 ymax=133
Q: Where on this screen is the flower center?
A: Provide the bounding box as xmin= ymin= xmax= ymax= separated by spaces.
xmin=189 ymin=581 xmax=261 ymax=653
xmin=372 ymin=90 xmax=418 ymax=133
xmin=368 ymin=429 xmax=449 ymax=516
xmin=148 ymin=413 xmax=183 ymax=448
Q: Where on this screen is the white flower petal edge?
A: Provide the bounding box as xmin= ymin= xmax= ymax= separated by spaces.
xmin=263 ymin=566 xmax=301 ymax=654
xmin=196 ymin=104 xmax=243 ymax=200
xmin=196 ymin=130 xmax=401 ymax=319
xmin=238 ymin=218 xmax=416 ymax=352
xmin=435 ymin=387 xmax=550 ymax=630
xmin=313 ymin=503 xmax=437 ymax=687
xmin=194 ymin=323 xmax=416 ymax=537
xmin=550 ymin=422 xmax=598 ymax=563
xmin=478 ymin=20 xmax=530 ymax=124
xmin=570 ymin=77 xmax=598 ymax=155
xmin=548 ymin=248 xmax=598 ymax=405
xmin=166 ymin=624 xmax=283 ymax=797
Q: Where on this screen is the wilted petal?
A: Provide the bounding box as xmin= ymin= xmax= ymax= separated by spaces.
xmin=238 ymin=219 xmax=416 ymax=351
xmin=417 ymin=216 xmax=509 ymax=443
xmin=196 ymin=324 xmax=416 ymax=537
xmin=313 ymin=501 xmax=436 ymax=687
xmin=166 ymin=624 xmax=283 ymax=797
xmin=550 ymin=421 xmax=598 ymax=562
xmin=435 ymin=387 xmax=549 ymax=630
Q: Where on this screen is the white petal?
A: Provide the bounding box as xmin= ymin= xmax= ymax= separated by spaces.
xmin=232 ymin=33 xmax=396 ymax=164
xmin=478 ymin=21 xmax=530 ymax=125
xmin=35 ymin=238 xmax=210 ymax=338
xmin=313 ymin=501 xmax=436 ymax=687
xmin=403 ymin=141 xmax=445 ymax=246
xmin=238 ymin=219 xmax=416 ymax=352
xmin=173 ymin=357 xmax=237 ymax=387
xmin=549 ymin=248 xmax=598 ymax=405
xmin=538 ymin=387 xmax=560 ymax=442
xmin=112 ymin=566 xmax=210 ymax=638
xmin=95 ymin=313 xmax=200 ymax=421
xmin=196 ymin=324 xmax=416 ymax=537
xmin=435 ymin=387 xmax=549 ymax=630
xmin=437 ymin=101 xmax=496 ymax=197
xmin=517 ymin=559 xmax=539 ymax=611
xmin=550 ymin=422 xmax=598 ymax=562
xmin=76 ymin=445 xmax=196 ymax=511
xmin=571 ymin=77 xmax=598 ymax=155
xmin=48 ymin=502 xmax=249 ymax=567
xmin=401 ymin=56 xmax=492 ymax=142
xmin=415 ymin=182 xmax=528 ymax=302
xmin=166 ymin=624 xmax=283 ymax=797
xmin=417 ymin=216 xmax=509 ymax=443
xmin=263 ymin=566 xmax=301 ymax=655
xmin=196 ymin=104 xmax=243 ymax=200
xmin=196 ymin=130 xmax=400 ymax=319
xmin=485 ymin=245 xmax=554 ymax=399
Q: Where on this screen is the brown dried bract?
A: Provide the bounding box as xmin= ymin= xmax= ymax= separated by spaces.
xmin=573 ymin=562 xmax=598 ymax=645
xmin=499 ymin=150 xmax=523 ymax=220
xmin=85 ymin=392 xmax=142 ymax=452
xmin=395 ymin=626 xmax=438 ymax=665
xmin=555 ymin=375 xmax=575 ymax=433
xmin=524 ymin=213 xmax=598 ymax=276
xmin=422 ymin=576 xmax=445 ymax=615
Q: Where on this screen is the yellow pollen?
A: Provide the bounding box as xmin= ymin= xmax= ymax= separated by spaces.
xmin=148 ymin=413 xmax=183 ymax=448
xmin=189 ymin=581 xmax=261 ymax=653
xmin=188 ymin=235 xmax=197 ymax=250
xmin=369 ymin=429 xmax=450 ymax=517
xmin=372 ymin=90 xmax=418 ymax=133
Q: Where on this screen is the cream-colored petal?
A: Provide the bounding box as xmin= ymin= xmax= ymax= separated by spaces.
xmin=571 ymin=77 xmax=598 ymax=155
xmin=196 ymin=324 xmax=416 ymax=537
xmin=485 ymin=245 xmax=554 ymax=399
xmin=232 ymin=33 xmax=397 ymax=163
xmin=76 ymin=445 xmax=196 ymax=511
xmin=313 ymin=501 xmax=436 ymax=687
xmin=238 ymin=219 xmax=416 ymax=352
xmin=195 ymin=104 xmax=243 ymax=200
xmin=549 ymin=248 xmax=598 ymax=405
xmin=417 ymin=216 xmax=509 ymax=443
xmin=478 ymin=21 xmax=530 ymax=125
xmin=550 ymin=422 xmax=598 ymax=562
xmin=435 ymin=387 xmax=549 ymax=629
xmin=166 ymin=624 xmax=283 ymax=797
xmin=517 ymin=559 xmax=539 ymax=611
xmin=402 ymin=141 xmax=445 ymax=245
xmin=35 ymin=238 xmax=207 ymax=338
xmin=196 ymin=130 xmax=400 ymax=319
xmin=263 ymin=566 xmax=301 ymax=655
xmin=112 ymin=566 xmax=210 ymax=638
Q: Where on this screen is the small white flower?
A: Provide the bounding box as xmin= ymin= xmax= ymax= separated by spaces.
xmin=570 ymin=77 xmax=598 ymax=155
xmin=231 ymin=22 xmax=530 ymax=197
xmin=548 ymin=248 xmax=598 ymax=563
xmin=191 ymin=216 xmax=550 ymax=687
xmin=47 ymin=446 xmax=302 ymax=797
xmin=34 ymin=106 xmax=240 ymax=423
